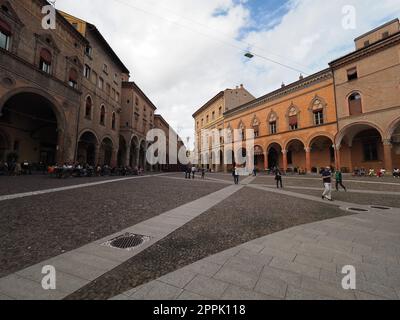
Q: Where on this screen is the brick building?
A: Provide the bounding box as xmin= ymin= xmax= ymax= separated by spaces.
xmin=0 ymin=0 xmax=183 ymax=171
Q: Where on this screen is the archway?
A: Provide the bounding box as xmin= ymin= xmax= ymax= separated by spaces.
xmin=254 ymin=145 xmax=264 ymax=171
xmin=267 ymin=143 xmax=282 ymax=170
xmin=337 ymin=123 xmax=384 ymax=172
xmin=286 ymin=139 xmax=306 ymax=173
xmin=99 ymin=138 xmax=113 ymax=166
xmin=309 ymin=136 xmax=335 ymax=173
xmin=0 ymin=91 xmax=61 ymax=165
xmin=77 ymin=131 xmax=98 ymax=165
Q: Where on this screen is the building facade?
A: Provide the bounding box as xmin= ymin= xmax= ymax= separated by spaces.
xmin=330 ymin=18 xmax=400 ymax=173
xmin=193 ymin=19 xmax=400 ymax=174
xmin=0 ymin=0 xmax=182 ymax=171
xmin=193 ymin=85 xmax=255 ymax=172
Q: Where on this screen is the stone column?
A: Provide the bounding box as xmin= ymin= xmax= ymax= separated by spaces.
xmin=135 ymin=147 xmax=140 ymax=168
xmin=125 ymin=145 xmax=130 ymax=166
xmin=334 ymin=145 xmax=341 ymax=171
xmin=143 ymin=147 xmax=147 ymax=172
xmin=264 ymin=151 xmax=269 ymax=171
xmin=56 ymin=129 xmax=65 ymax=164
xmin=383 ymin=139 xmax=393 ymax=173
xmin=111 ymin=148 xmax=118 ymax=168
xmin=305 ymin=147 xmax=311 ymax=173
xmin=95 ymin=144 xmax=101 ymax=166
xmin=282 ymin=150 xmax=288 ymax=173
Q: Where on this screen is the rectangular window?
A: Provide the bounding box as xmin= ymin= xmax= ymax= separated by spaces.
xmin=85 ymin=45 xmax=92 ymax=56
xmin=98 ymin=77 xmax=104 ymax=90
xmin=270 ymin=121 xmax=277 ymax=134
xmin=84 ymin=65 xmax=91 ymax=79
xmin=219 ymin=107 xmax=222 ymax=116
xmin=347 ymin=67 xmax=358 ymax=81
xmin=314 ymin=110 xmax=324 ymax=125
xmin=382 ymin=31 xmax=389 ymax=39
xmin=363 ymin=142 xmax=378 ymax=161
xmin=0 ymin=31 xmax=10 ymax=50
xmin=364 ymin=40 xmax=370 ymax=47
xmin=40 ymin=59 xmax=51 ymax=74
xmin=212 ymin=112 xmax=215 ymax=120
xmin=116 ymin=92 xmax=120 ymax=102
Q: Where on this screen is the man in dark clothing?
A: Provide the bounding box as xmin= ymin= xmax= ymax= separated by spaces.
xmin=275 ymin=167 xmax=283 ymax=189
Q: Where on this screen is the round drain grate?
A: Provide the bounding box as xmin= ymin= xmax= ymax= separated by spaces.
xmin=102 ymin=233 xmax=150 ymax=251
xmin=111 ymin=235 xmax=145 ymax=249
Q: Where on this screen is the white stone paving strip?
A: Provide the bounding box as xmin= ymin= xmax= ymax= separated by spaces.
xmin=0 ymin=176 xmax=254 ymax=300
xmin=0 ymin=174 xmax=168 ymax=202
xmin=260 ymin=185 xmax=400 ymax=196
xmin=113 ymin=206 xmax=400 ymax=300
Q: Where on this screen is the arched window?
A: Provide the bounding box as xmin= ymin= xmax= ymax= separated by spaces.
xmin=39 ymin=48 xmax=52 ymax=74
xmin=269 ymin=113 xmax=277 ymax=134
xmin=112 ymin=112 xmax=116 ymax=130
xmin=0 ymin=19 xmax=11 ymax=51
xmin=288 ymin=106 xmax=298 ymax=130
xmin=252 ymin=116 xmax=260 ymax=138
xmin=85 ymin=96 xmax=92 ymax=119
xmin=100 ymin=105 xmax=106 ymax=126
xmin=68 ymin=68 xmax=78 ymax=89
xmin=312 ymin=99 xmax=324 ymax=125
xmin=348 ymin=92 xmax=362 ymax=115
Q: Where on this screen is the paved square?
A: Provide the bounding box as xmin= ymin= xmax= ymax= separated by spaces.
xmin=0 ymin=172 xmax=399 ymax=300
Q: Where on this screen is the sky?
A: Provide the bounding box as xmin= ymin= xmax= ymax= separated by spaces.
xmin=56 ymin=0 xmax=400 ymax=148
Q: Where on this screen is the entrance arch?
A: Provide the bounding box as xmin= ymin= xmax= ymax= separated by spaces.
xmin=100 ymin=137 xmax=113 ymax=166
xmin=0 ymin=90 xmax=64 ymax=165
xmin=254 ymin=145 xmax=264 ymax=171
xmin=129 ymin=136 xmax=139 ymax=167
xmin=77 ymin=130 xmax=99 ymax=165
xmin=285 ymin=139 xmax=306 ymax=173
xmin=309 ymin=136 xmax=335 ymax=173
xmin=267 ymin=142 xmax=283 ymax=170
xmin=336 ymin=123 xmax=384 ymax=172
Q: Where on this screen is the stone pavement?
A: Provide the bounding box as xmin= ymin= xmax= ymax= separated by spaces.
xmin=0 ymin=176 xmax=255 ymax=300
xmin=112 ymin=205 xmax=400 ymax=300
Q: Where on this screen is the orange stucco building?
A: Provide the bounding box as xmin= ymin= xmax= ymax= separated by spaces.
xmin=193 ymin=19 xmax=400 ymax=174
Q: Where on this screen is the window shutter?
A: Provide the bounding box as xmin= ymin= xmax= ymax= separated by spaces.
xmin=0 ymin=19 xmax=11 ymax=36
xmin=40 ymin=48 xmax=52 ymax=64
xmin=289 ymin=115 xmax=298 ymax=126
xmin=69 ymin=68 xmax=78 ymax=82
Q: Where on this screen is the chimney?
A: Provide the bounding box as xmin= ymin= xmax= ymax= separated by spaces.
xmin=299 ymin=74 xmax=304 ymax=80
xmin=281 ymin=82 xmax=285 ymax=88
xmin=240 ymin=84 xmax=243 ymax=88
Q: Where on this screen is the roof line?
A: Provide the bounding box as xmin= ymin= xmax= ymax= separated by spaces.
xmin=354 ymin=18 xmax=399 ymax=41
xmin=122 ymin=81 xmax=157 ymax=110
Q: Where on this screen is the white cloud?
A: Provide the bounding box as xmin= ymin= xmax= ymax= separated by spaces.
xmin=56 ymin=0 xmax=400 ymax=148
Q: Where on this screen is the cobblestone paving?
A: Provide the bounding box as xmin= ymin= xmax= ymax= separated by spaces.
xmin=0 ymin=176 xmax=226 ymax=278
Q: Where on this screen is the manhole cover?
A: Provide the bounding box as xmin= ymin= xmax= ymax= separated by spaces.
xmin=348 ymin=208 xmax=369 ymax=212
xmin=102 ymin=233 xmax=150 ymax=251
xmin=370 ymin=206 xmax=391 ymax=210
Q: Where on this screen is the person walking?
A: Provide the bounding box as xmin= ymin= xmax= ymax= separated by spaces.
xmin=185 ymin=165 xmax=190 ymax=179
xmin=335 ymin=169 xmax=347 ymax=192
xmin=232 ymin=166 xmax=239 ymax=185
xmin=274 ymin=167 xmax=283 ymax=189
xmin=322 ymin=166 xmax=333 ymax=201
xmin=201 ymin=168 xmax=205 ymax=179
xmin=191 ymin=165 xmax=196 ymax=179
